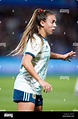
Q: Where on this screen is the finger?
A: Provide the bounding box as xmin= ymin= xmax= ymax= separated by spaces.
xmin=70 ymin=51 xmax=76 ymax=55
xmin=73 ymin=54 xmax=76 ymax=57
xmin=43 ymin=85 xmax=52 ymax=93
xmin=69 ymin=53 xmax=76 ymax=59
xmin=67 ymin=59 xmax=71 ymax=62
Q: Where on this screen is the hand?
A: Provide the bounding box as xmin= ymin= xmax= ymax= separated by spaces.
xmin=63 ymin=51 xmax=76 ymax=62
xmin=39 ymin=80 xmax=52 ymax=93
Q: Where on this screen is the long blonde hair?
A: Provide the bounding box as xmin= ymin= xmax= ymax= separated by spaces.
xmin=7 ymin=8 xmax=55 ymax=56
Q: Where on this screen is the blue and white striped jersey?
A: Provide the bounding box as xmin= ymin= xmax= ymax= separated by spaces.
xmin=14 ymin=33 xmax=51 ymax=95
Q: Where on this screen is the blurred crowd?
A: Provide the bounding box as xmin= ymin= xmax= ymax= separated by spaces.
xmin=0 ymin=6 xmax=78 ymax=58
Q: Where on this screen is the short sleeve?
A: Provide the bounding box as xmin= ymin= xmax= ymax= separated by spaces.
xmin=24 ymin=35 xmax=42 ymax=58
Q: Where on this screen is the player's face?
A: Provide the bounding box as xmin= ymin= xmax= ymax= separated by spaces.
xmin=44 ymin=15 xmax=57 ymax=35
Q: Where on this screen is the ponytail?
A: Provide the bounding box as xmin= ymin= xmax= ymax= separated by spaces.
xmin=7 ymin=8 xmax=55 ymax=56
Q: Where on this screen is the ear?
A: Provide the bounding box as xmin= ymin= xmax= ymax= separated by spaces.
xmin=40 ymin=20 xmax=45 ymax=27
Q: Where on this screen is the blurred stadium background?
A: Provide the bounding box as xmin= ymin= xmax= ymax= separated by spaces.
xmin=0 ymin=0 xmax=78 ymax=111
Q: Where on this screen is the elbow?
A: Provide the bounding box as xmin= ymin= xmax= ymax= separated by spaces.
xmin=22 ymin=58 xmax=28 ymax=69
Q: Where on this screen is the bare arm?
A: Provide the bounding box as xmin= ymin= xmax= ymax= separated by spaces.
xmin=50 ymin=51 xmax=76 ymax=62
xmin=22 ymin=54 xmax=41 ymax=82
xmin=22 ymin=54 xmax=52 ymax=93
xmin=50 ymin=52 xmax=64 ymax=60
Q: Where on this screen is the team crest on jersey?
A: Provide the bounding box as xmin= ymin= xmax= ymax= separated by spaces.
xmin=32 ymin=94 xmax=36 ymax=99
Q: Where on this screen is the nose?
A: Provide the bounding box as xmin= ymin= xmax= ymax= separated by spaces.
xmin=54 ymin=22 xmax=57 ymax=28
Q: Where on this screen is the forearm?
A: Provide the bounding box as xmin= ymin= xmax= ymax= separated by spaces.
xmin=50 ymin=52 xmax=64 ymax=60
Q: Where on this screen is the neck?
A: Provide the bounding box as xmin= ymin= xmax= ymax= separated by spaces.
xmin=38 ymin=28 xmax=47 ymax=39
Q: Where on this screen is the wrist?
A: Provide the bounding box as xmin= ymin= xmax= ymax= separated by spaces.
xmin=62 ymin=55 xmax=65 ymax=60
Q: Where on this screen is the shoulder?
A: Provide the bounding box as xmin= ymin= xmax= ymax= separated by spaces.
xmin=33 ymin=33 xmax=42 ymax=44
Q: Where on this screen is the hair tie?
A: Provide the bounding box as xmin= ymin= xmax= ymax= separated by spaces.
xmin=40 ymin=9 xmax=43 ymax=13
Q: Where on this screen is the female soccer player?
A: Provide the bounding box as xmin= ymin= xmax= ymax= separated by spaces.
xmin=9 ymin=8 xmax=76 ymax=111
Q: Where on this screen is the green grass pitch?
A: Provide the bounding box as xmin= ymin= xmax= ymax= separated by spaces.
xmin=0 ymin=76 xmax=78 ymax=111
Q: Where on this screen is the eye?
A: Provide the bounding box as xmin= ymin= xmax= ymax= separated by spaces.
xmin=52 ymin=20 xmax=55 ymax=24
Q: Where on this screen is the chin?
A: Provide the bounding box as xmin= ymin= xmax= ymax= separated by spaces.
xmin=50 ymin=32 xmax=53 ymax=35
xmin=47 ymin=31 xmax=54 ymax=35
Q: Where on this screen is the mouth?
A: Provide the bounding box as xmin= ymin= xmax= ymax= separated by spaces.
xmin=52 ymin=29 xmax=55 ymax=32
